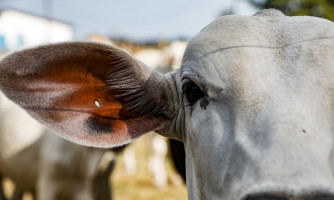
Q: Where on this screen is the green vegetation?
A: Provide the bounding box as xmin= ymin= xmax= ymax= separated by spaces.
xmin=250 ymin=0 xmax=334 ymax=21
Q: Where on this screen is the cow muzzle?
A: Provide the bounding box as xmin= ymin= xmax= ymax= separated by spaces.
xmin=243 ymin=192 xmax=334 ymax=200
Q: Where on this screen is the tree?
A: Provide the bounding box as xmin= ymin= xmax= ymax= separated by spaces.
xmin=250 ymin=0 xmax=334 ymax=21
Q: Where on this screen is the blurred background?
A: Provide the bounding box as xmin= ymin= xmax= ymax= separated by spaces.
xmin=0 ymin=0 xmax=257 ymax=48
xmin=0 ymin=0 xmax=333 ymax=200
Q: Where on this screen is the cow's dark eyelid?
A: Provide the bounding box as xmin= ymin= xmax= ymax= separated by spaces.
xmin=182 ymin=80 xmax=205 ymax=107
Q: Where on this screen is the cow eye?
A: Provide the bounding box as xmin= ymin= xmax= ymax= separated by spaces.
xmin=182 ymin=81 xmax=205 ymax=106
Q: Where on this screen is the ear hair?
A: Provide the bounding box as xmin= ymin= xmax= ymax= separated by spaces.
xmin=0 ymin=42 xmax=177 ymax=147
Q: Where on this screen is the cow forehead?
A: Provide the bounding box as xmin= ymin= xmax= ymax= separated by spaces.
xmin=179 ymin=10 xmax=334 ymax=199
xmin=181 ymin=9 xmax=334 ymax=95
xmin=185 ymin=9 xmax=334 ymax=55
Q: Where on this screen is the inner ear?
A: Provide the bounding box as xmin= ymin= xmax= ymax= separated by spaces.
xmin=0 ymin=42 xmax=175 ymax=147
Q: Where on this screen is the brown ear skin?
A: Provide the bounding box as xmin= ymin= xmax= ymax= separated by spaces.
xmin=0 ymin=42 xmax=175 ymax=148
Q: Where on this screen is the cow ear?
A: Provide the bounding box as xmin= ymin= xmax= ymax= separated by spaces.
xmin=0 ymin=42 xmax=175 ymax=148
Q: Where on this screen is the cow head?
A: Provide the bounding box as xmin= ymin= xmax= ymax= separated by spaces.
xmin=1 ymin=9 xmax=334 ymax=200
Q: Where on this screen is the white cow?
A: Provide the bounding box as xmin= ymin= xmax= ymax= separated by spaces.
xmin=87 ymin=37 xmax=187 ymax=187
xmin=0 ymin=93 xmax=114 ymax=200
xmin=1 ymin=9 xmax=334 ymax=200
xmin=130 ymin=41 xmax=186 ymax=187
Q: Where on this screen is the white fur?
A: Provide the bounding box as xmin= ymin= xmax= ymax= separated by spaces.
xmin=148 ymin=134 xmax=168 ymax=187
xmin=0 ymin=92 xmax=44 ymax=159
xmin=123 ymin=145 xmax=137 ymax=175
xmin=178 ymin=9 xmax=334 ymax=199
xmin=0 ymin=93 xmax=113 ymax=199
xmin=4 ymin=9 xmax=334 ymax=200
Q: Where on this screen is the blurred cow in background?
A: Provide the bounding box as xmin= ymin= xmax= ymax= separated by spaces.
xmin=131 ymin=40 xmax=187 ymax=187
xmin=0 ymin=36 xmax=187 ymax=200
xmin=88 ymin=35 xmax=187 ymax=188
xmin=0 ymin=92 xmax=115 ymax=200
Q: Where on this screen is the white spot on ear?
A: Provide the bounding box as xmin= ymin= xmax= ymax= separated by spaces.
xmin=94 ymin=100 xmax=101 ymax=107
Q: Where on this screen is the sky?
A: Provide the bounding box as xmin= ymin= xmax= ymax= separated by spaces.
xmin=0 ymin=0 xmax=258 ymax=41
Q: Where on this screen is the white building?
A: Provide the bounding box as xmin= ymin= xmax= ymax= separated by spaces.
xmin=0 ymin=9 xmax=73 ymax=51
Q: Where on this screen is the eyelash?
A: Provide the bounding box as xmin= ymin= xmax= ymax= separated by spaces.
xmin=182 ymin=80 xmax=205 ymax=107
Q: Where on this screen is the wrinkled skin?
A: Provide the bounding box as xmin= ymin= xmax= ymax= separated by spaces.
xmin=178 ymin=10 xmax=334 ymax=199
xmin=1 ymin=9 xmax=334 ymax=200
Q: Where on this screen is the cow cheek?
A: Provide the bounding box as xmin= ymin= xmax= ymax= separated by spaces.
xmin=185 ymin=103 xmax=235 ymax=195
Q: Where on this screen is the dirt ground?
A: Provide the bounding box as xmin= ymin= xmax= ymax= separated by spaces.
xmin=112 ymin=134 xmax=187 ymax=200
xmin=2 ymin=134 xmax=187 ymax=200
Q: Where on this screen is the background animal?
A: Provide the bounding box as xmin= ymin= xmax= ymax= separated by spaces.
xmin=0 ymin=92 xmax=115 ymax=200
xmin=131 ymin=41 xmax=187 ymax=187
xmin=2 ymin=9 xmax=332 ymax=200
xmin=0 ymin=38 xmax=187 ymax=200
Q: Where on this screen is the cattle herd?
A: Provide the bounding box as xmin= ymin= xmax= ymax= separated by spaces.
xmin=0 ymin=37 xmax=187 ymax=199
xmin=1 ymin=9 xmax=334 ymax=200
